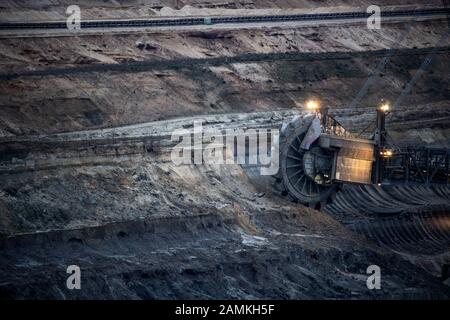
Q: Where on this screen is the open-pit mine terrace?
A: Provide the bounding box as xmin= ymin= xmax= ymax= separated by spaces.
xmin=0 ymin=110 xmax=449 ymax=299
xmin=0 ymin=2 xmax=449 ymax=299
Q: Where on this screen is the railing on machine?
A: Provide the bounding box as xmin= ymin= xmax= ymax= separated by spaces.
xmin=316 ymin=106 xmax=449 ymax=186
xmin=382 ymin=147 xmax=450 ymax=185
xmin=319 ymin=112 xmax=354 ymax=139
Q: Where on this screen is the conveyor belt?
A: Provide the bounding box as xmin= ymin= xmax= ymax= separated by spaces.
xmin=0 ymin=8 xmax=448 ymax=30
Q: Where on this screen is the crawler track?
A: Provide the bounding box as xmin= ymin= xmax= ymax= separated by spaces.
xmin=325 ymin=184 xmax=450 ymax=255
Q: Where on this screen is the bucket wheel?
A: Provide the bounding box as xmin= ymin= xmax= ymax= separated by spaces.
xmin=275 ymin=117 xmax=338 ymax=210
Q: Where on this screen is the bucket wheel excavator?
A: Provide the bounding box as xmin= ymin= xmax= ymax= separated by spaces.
xmin=275 ymin=101 xmax=449 ymax=209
